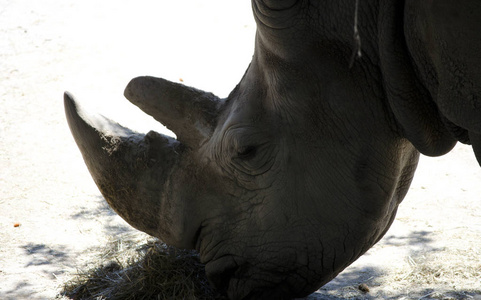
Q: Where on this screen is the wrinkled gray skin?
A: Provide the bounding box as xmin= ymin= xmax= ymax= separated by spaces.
xmin=64 ymin=1 xmax=481 ymax=299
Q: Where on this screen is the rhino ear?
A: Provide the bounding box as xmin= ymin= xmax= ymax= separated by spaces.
xmin=124 ymin=76 xmax=222 ymax=148
xmin=378 ymin=2 xmax=456 ymax=156
xmin=402 ymin=1 xmax=481 ymax=166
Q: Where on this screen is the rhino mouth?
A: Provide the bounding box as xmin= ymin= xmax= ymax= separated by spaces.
xmin=205 ymin=255 xmax=242 ymax=293
xmin=203 ymin=252 xmax=316 ymax=300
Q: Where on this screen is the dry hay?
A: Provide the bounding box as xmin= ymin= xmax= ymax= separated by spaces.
xmin=59 ymin=235 xmax=481 ymax=300
xmin=60 ymin=236 xmax=226 ymax=300
xmin=382 ymin=249 xmax=481 ymax=299
xmin=394 ymin=249 xmax=481 ymax=287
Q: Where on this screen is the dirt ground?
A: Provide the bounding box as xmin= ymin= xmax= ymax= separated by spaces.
xmin=0 ymin=1 xmax=480 ymax=299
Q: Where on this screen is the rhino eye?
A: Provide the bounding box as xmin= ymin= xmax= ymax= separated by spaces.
xmin=237 ymin=145 xmax=257 ymax=160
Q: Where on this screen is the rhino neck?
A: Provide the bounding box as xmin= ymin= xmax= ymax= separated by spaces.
xmin=252 ymin=0 xmax=456 ymax=157
xmin=252 ymin=0 xmax=381 ymax=65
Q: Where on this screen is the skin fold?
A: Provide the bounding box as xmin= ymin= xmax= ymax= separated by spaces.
xmin=64 ymin=1 xmax=480 ymax=299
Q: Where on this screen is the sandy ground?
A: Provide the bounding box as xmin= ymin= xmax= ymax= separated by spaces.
xmin=0 ymin=1 xmax=480 ymax=299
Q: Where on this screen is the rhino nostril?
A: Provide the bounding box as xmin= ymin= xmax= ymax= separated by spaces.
xmin=205 ymin=256 xmax=242 ymax=293
xmin=209 ymin=266 xmax=238 ymax=293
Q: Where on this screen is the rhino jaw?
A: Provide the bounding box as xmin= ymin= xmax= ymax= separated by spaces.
xmin=64 ymin=92 xmax=194 ymax=247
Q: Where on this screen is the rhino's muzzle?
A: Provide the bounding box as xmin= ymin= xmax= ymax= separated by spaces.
xmin=64 ymin=92 xmax=190 ymax=246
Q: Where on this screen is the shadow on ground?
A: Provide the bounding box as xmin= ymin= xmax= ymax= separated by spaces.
xmin=1 ymin=196 xmax=138 ymax=300
xmin=308 ymin=229 xmax=481 ymax=299
xmin=23 ymin=243 xmax=69 ymax=268
xmin=70 ymin=195 xmax=134 ymax=236
xmin=1 ymin=243 xmax=70 ymax=300
xmin=382 ymin=230 xmax=434 ymax=247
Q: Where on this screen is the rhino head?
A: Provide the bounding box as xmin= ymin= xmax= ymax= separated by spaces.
xmin=65 ymin=1 xmax=480 ymax=299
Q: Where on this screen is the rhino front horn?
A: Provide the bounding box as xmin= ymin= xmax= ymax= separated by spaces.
xmin=64 ymin=92 xmax=187 ymax=245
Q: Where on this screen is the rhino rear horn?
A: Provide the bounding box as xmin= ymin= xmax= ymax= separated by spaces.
xmin=124 ymin=76 xmax=222 ymax=148
xmin=64 ymin=92 xmax=186 ymax=245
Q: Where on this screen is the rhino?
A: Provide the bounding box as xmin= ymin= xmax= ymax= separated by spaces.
xmin=64 ymin=1 xmax=481 ymax=299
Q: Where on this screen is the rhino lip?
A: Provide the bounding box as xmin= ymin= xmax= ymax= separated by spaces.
xmin=206 ymin=255 xmax=301 ymax=300
xmin=205 ymin=255 xmax=241 ymax=293
xmin=193 ymin=224 xmax=204 ymax=253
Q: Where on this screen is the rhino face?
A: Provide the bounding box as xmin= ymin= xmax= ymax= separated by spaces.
xmin=65 ymin=2 xmax=426 ymax=299
xmin=65 ymin=55 xmax=418 ymax=299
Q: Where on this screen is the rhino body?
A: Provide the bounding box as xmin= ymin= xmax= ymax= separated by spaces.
xmin=65 ymin=1 xmax=481 ymax=299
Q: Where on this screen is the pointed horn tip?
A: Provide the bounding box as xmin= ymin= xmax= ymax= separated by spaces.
xmin=64 ymin=91 xmax=77 ymax=116
xmin=63 ymin=91 xmax=175 ymax=148
xmin=63 ymin=91 xmax=89 ymax=134
xmin=63 ymin=91 xmax=95 ymax=130
xmin=64 ymin=91 xmax=74 ymax=102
